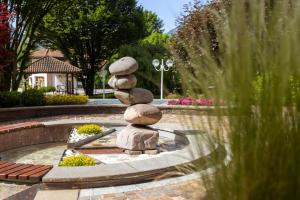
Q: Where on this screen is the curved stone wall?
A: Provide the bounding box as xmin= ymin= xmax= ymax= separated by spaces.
xmin=0 ymin=125 xmax=71 ymax=152
xmin=0 ymin=105 xmax=218 ymax=122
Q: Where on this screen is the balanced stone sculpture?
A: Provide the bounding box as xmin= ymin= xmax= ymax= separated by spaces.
xmin=109 ymin=56 xmax=162 ymax=155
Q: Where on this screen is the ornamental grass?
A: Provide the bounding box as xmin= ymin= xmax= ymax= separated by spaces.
xmin=173 ymin=0 xmax=300 ymax=199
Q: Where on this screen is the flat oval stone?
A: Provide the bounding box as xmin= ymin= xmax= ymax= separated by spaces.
xmin=114 ymin=88 xmax=153 ymax=105
xmin=124 ymin=104 xmax=162 ymax=125
xmin=109 ymin=57 xmax=138 ymax=75
xmin=116 ymin=125 xmax=159 ymax=150
xmin=108 ymin=75 xmax=137 ymax=89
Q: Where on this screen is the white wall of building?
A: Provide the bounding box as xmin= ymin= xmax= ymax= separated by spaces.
xmin=29 ymin=73 xmax=47 ymax=88
xmin=28 ymin=73 xmax=78 ymax=92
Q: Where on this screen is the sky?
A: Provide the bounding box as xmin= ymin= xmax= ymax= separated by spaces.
xmin=137 ymin=0 xmax=206 ymax=32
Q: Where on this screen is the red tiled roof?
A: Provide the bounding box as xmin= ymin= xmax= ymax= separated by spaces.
xmin=24 ymin=56 xmax=81 ymax=74
xmin=30 ymin=49 xmax=65 ymax=58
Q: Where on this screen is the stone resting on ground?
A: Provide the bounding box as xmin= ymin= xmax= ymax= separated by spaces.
xmin=108 ymin=56 xmax=163 ymax=154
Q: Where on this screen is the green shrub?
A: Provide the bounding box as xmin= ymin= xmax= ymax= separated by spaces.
xmin=21 ymin=89 xmax=45 ymax=106
xmin=165 ymin=93 xmax=182 ymax=99
xmin=59 ymin=154 xmax=96 ymax=166
xmin=39 ymin=86 xmax=56 ymax=93
xmin=89 ymin=93 xmax=115 ymax=99
xmin=0 ymin=91 xmax=21 ymax=107
xmin=77 ymin=124 xmax=103 ymax=135
xmin=45 ymin=95 xmax=88 ymax=105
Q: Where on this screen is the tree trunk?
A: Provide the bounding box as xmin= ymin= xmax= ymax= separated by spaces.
xmin=11 ymin=72 xmax=22 ymax=91
xmin=83 ymin=71 xmax=95 ymax=96
xmin=0 ymin=68 xmax=12 ymax=91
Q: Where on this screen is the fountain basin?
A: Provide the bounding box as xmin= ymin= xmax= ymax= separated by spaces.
xmin=0 ymin=119 xmax=226 ymax=188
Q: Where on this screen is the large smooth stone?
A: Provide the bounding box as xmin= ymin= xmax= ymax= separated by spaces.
xmin=114 ymin=88 xmax=153 ymax=105
xmin=124 ymin=104 xmax=162 ymax=125
xmin=108 ymin=75 xmax=137 ymax=89
xmin=109 ymin=57 xmax=138 ymax=75
xmin=116 ymin=125 xmax=159 ymax=150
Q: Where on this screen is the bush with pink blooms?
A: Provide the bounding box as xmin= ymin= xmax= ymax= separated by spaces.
xmin=167 ymin=97 xmax=221 ymax=106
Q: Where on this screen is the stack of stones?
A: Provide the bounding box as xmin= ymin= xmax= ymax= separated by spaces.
xmin=108 ymin=57 xmax=162 ymax=155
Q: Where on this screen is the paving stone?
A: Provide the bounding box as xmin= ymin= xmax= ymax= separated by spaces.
xmin=144 ymin=149 xmax=159 ymax=155
xmin=124 ymin=150 xmax=143 ymax=155
xmin=34 ymin=190 xmax=79 ymax=200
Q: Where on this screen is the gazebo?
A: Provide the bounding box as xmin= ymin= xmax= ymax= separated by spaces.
xmin=24 ymin=56 xmax=81 ymax=94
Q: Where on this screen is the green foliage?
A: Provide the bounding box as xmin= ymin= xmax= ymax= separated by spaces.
xmin=252 ymin=76 xmax=263 ymax=104
xmin=143 ymin=32 xmax=170 ymax=46
xmin=253 ymin=75 xmax=300 ymax=105
xmin=142 ymin=10 xmax=164 ymax=35
xmin=39 ymin=0 xmax=146 ymax=95
xmin=0 ymin=0 xmax=60 ymax=92
xmin=174 ymin=0 xmax=300 ymax=199
xmin=117 ymin=32 xmax=181 ymax=95
xmin=77 ymin=124 xmax=103 ymax=135
xmin=21 ymin=89 xmax=45 ymax=106
xmin=89 ymin=93 xmax=115 ymax=99
xmin=45 ymin=95 xmax=88 ymax=105
xmin=39 ymin=86 xmax=56 ymax=93
xmin=59 ymin=154 xmax=96 ymax=166
xmin=0 ymin=91 xmax=21 ymax=107
xmin=287 ymin=76 xmax=300 ymax=105
xmin=165 ymin=93 xmax=182 ymax=99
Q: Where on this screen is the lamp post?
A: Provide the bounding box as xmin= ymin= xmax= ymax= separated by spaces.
xmin=152 ymin=58 xmax=174 ymax=100
xmin=83 ymin=75 xmax=87 ymax=95
xmin=100 ymin=69 xmax=108 ymax=99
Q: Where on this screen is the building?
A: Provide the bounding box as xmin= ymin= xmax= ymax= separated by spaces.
xmin=24 ymin=49 xmax=82 ymax=94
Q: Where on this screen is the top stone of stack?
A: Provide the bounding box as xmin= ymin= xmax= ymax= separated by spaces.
xmin=109 ymin=57 xmax=138 ymax=76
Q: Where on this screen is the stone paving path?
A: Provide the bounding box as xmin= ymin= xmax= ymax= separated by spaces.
xmin=78 ymin=180 xmax=206 ymax=200
xmin=0 ymin=182 xmax=31 ymax=200
xmin=1 ymin=143 xmax=66 ymax=165
xmin=78 ymin=173 xmax=207 ymax=200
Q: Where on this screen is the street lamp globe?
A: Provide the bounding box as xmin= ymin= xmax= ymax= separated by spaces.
xmin=166 ymin=59 xmax=174 ymax=68
xmin=152 ymin=59 xmax=160 ymax=68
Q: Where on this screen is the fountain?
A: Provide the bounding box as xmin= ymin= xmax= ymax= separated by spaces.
xmin=109 ymin=57 xmax=162 ymax=155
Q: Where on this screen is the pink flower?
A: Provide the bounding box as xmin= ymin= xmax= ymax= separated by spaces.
xmin=168 ymin=97 xmax=224 ymax=106
xmin=167 ymin=100 xmax=179 ymax=105
xmin=196 ymin=98 xmax=214 ymax=106
xmin=179 ymin=98 xmax=194 ymax=105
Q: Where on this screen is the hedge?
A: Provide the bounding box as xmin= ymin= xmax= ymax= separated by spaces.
xmin=0 ymin=91 xmax=21 ymax=107
xmin=21 ymin=89 xmax=45 ymax=106
xmin=0 ymin=91 xmax=88 ymax=107
xmin=45 ymin=95 xmax=88 ymax=105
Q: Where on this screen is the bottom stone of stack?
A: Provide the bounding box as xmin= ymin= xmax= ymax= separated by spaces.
xmin=116 ymin=124 xmax=159 ymax=151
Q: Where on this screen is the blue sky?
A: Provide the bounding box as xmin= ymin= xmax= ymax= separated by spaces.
xmin=137 ymin=0 xmax=206 ymax=32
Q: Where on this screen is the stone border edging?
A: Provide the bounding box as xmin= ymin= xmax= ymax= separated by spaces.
xmin=41 ymin=122 xmax=225 ymax=189
xmin=0 ymin=104 xmax=223 ymax=122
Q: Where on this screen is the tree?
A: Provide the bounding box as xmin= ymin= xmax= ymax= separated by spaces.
xmin=0 ymin=2 xmax=12 ymax=89
xmin=143 ymin=10 xmax=164 ymax=35
xmin=172 ymin=0 xmax=225 ymax=64
xmin=0 ymin=0 xmax=60 ymax=91
xmin=143 ymin=32 xmax=170 ymax=46
xmin=39 ymin=0 xmax=146 ymax=95
xmin=117 ymin=32 xmax=181 ymax=96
